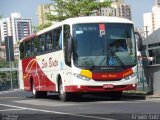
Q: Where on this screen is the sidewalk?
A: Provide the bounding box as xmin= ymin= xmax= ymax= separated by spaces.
xmin=123 ymin=92 xmax=160 ymax=100
xmin=146 ymin=93 xmax=160 ymax=99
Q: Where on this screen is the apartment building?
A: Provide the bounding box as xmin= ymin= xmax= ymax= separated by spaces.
xmin=92 ymin=0 xmax=131 ymax=20
xmin=37 ymin=4 xmax=51 ymax=25
xmin=0 ymin=12 xmax=32 ymax=59
xmin=0 ymin=12 xmax=32 ymax=44
xmin=143 ymin=0 xmax=160 ymax=37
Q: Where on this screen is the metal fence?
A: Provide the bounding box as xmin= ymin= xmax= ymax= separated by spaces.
xmin=0 ymin=79 xmax=19 ymax=91
xmin=0 ymin=69 xmax=18 ymax=91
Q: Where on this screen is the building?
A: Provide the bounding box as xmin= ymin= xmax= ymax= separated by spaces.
xmin=13 ymin=18 xmax=32 ymax=44
xmin=116 ymin=4 xmax=131 ymax=20
xmin=37 ymin=4 xmax=51 ymax=25
xmin=0 ymin=12 xmax=32 ymax=60
xmin=143 ymin=27 xmax=160 ymax=65
xmin=112 ymin=0 xmax=131 ymax=20
xmin=143 ymin=0 xmax=160 ymax=37
xmin=37 ymin=0 xmax=131 ymax=25
xmin=91 ymin=7 xmax=116 ymax=16
xmin=0 ymin=12 xmax=32 ymax=44
xmin=91 ymin=0 xmax=131 ymax=20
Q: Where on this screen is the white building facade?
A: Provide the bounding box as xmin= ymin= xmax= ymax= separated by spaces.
xmin=92 ymin=0 xmax=131 ymax=20
xmin=143 ymin=0 xmax=160 ymax=37
xmin=0 ymin=12 xmax=32 ymax=44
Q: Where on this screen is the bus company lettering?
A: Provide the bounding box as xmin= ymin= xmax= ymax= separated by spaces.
xmin=42 ymin=58 xmax=58 ymax=68
xmin=42 ymin=59 xmax=48 ymax=68
xmin=49 ymin=57 xmax=58 ymax=68
xmin=123 ymin=70 xmax=133 ymax=77
xmin=102 ymin=74 xmax=117 ymax=78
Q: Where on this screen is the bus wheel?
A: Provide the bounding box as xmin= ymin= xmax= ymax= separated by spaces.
xmin=110 ymin=91 xmax=122 ymax=101
xmin=32 ymin=83 xmax=47 ymax=98
xmin=58 ymin=79 xmax=70 ymax=101
xmin=32 ymin=83 xmax=38 ymax=98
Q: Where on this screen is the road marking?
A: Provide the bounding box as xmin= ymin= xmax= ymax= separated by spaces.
xmin=0 ymin=97 xmax=24 ymax=99
xmin=0 ymin=89 xmax=21 ymax=94
xmin=0 ymin=103 xmax=115 ymax=120
xmin=14 ymin=98 xmax=160 ymax=107
xmin=14 ymin=99 xmax=80 ymax=107
xmin=0 ymin=108 xmax=25 ymax=112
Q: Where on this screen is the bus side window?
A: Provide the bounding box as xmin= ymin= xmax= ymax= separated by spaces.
xmin=33 ymin=37 xmax=38 ymax=55
xmin=19 ymin=42 xmax=25 ymax=59
xmin=46 ymin=32 xmax=53 ymax=52
xmin=31 ymin=39 xmax=34 ymax=56
xmin=39 ymin=34 xmax=45 ymax=53
xmin=55 ymin=27 xmax=62 ymax=50
xmin=53 ymin=30 xmax=56 ymax=50
xmin=25 ymin=41 xmax=31 ymax=57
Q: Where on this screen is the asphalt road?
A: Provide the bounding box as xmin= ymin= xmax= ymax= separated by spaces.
xmin=0 ymin=90 xmax=160 ymax=120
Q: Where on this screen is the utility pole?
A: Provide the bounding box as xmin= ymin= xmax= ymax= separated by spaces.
xmin=144 ymin=26 xmax=149 ymax=38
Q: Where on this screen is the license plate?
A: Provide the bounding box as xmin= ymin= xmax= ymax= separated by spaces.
xmin=103 ymin=84 xmax=114 ymax=89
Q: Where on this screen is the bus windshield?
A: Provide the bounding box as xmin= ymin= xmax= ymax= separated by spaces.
xmin=73 ymin=23 xmax=136 ymax=68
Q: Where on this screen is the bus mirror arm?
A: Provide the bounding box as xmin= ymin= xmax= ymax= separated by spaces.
xmin=135 ymin=32 xmax=142 ymax=51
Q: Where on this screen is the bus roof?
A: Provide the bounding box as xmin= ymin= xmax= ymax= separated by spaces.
xmin=37 ymin=16 xmax=133 ymax=35
xmin=20 ymin=16 xmax=133 ymax=42
xmin=20 ymin=34 xmax=36 ymax=43
xmin=63 ymin=16 xmax=133 ymax=24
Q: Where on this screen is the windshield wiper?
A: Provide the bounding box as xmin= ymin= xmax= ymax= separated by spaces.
xmin=89 ymin=64 xmax=96 ymax=71
xmin=113 ymin=52 xmax=126 ymax=69
xmin=88 ymin=49 xmax=105 ymax=71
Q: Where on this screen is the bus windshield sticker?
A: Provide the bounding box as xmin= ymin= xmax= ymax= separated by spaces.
xmin=76 ymin=31 xmax=83 ymax=34
xmin=99 ymin=24 xmax=105 ymax=37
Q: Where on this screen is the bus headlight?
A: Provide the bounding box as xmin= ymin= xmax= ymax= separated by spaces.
xmin=124 ymin=73 xmax=136 ymax=80
xmin=73 ymin=73 xmax=91 ymax=81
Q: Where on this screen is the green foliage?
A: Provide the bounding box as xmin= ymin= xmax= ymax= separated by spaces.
xmin=0 ymin=59 xmax=7 ymax=68
xmin=46 ymin=0 xmax=112 ymax=21
xmin=32 ymin=25 xmax=38 ymax=33
xmin=37 ymin=22 xmax=52 ymax=31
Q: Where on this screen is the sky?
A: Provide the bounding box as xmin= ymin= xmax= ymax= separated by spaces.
xmin=0 ymin=0 xmax=155 ymax=28
xmin=124 ymin=0 xmax=154 ymax=28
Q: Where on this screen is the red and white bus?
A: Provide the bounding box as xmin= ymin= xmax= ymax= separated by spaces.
xmin=19 ymin=16 xmax=138 ymax=101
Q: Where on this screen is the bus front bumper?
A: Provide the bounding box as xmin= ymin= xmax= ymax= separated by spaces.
xmin=65 ymin=84 xmax=137 ymax=92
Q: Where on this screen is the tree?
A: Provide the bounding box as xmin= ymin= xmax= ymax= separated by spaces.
xmin=37 ymin=22 xmax=52 ymax=31
xmin=46 ymin=0 xmax=112 ymax=22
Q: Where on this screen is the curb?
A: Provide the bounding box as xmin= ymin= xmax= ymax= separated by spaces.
xmin=146 ymin=94 xmax=160 ymax=99
xmin=122 ymin=93 xmax=146 ymax=100
xmin=123 ymin=93 xmax=160 ymax=100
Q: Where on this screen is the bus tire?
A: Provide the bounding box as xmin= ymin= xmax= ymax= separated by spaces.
xmin=58 ymin=78 xmax=70 ymax=101
xmin=110 ymin=91 xmax=122 ymax=101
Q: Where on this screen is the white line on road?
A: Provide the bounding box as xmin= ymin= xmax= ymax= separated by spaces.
xmin=0 ymin=103 xmax=115 ymax=120
xmin=0 ymin=108 xmax=25 ymax=112
xmin=0 ymin=97 xmax=24 ymax=99
xmin=0 ymin=89 xmax=21 ymax=94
